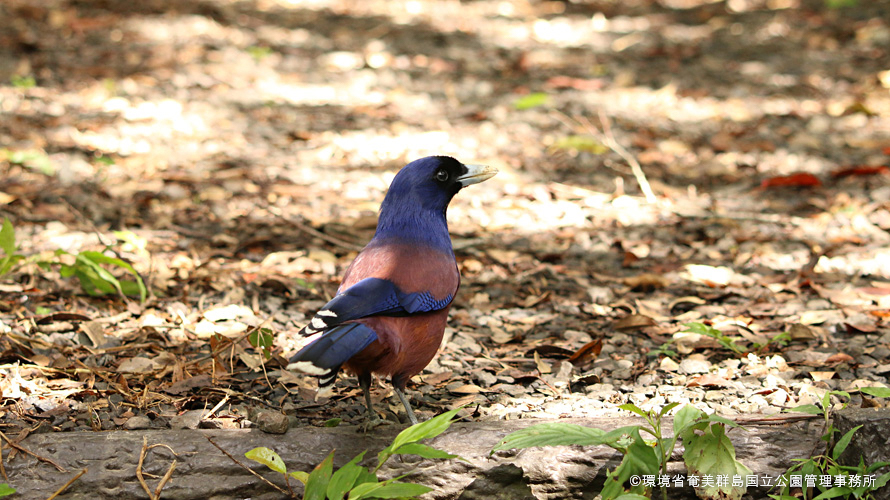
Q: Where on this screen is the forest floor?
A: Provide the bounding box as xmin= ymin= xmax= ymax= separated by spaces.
xmin=1 ymin=0 xmax=889 ymax=443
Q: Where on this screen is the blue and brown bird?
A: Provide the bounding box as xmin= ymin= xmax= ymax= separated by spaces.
xmin=287 ymin=156 xmax=497 ymax=426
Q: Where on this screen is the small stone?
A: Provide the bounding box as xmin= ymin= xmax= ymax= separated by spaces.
xmin=767 ymin=389 xmax=789 ymax=406
xmin=763 ymin=374 xmax=785 ymax=389
xmin=679 ymin=356 xmax=711 ymax=375
xmin=255 ymin=411 xmax=289 ymax=434
xmin=871 ymin=346 xmax=890 ymax=360
xmin=475 ymin=370 xmax=498 ymax=387
xmin=659 ymin=357 xmax=680 ymax=372
xmin=124 ymin=415 xmax=152 ymax=430
xmin=170 ymin=410 xmax=204 ymax=430
xmin=705 ymin=391 xmax=726 ymax=402
xmin=748 ymin=394 xmax=769 ymax=408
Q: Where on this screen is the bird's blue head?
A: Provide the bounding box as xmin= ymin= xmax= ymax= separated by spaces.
xmin=374 ymin=156 xmax=497 ymax=249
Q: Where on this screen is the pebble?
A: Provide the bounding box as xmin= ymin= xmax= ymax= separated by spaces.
xmin=659 ymin=357 xmax=680 ymax=372
xmin=705 ymin=391 xmax=726 ymax=402
xmin=170 ymin=410 xmax=204 ymax=430
xmin=124 ymin=415 xmax=152 ymax=430
xmin=679 ymin=356 xmax=711 ymax=374
xmin=254 ymin=411 xmax=289 ymax=434
xmin=767 ymin=389 xmax=789 ymax=406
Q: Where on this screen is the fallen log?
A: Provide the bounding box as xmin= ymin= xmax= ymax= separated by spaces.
xmin=3 ymin=412 xmax=836 ymax=499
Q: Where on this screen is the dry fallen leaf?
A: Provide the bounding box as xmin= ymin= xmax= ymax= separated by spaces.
xmin=686 ymin=373 xmax=732 ymax=388
xmin=568 ymin=338 xmax=603 ymax=367
xmin=612 ymin=314 xmax=657 ymax=332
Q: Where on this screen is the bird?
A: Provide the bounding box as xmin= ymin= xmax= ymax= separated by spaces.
xmin=287 ymin=156 xmax=497 ymax=426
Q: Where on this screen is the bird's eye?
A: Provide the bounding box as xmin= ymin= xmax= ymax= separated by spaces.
xmin=435 ymin=170 xmax=449 ymax=182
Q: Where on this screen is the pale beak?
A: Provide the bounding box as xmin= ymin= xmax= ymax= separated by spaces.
xmin=457 ymin=164 xmax=498 ymax=187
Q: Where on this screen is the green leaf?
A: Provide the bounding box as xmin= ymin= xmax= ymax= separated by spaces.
xmin=0 ymin=218 xmax=15 ymax=256
xmin=290 ymin=470 xmax=309 ymax=485
xmin=354 ymin=467 xmax=379 ymax=488
xmin=812 ymin=487 xmax=854 ymax=499
xmin=10 ymin=74 xmax=36 ymax=88
xmin=513 ymin=92 xmax=549 ymax=110
xmin=658 ymin=402 xmax=681 ymax=418
xmin=393 ymin=443 xmax=459 ymax=460
xmin=349 ymin=480 xmax=432 ymax=500
xmin=552 ymin=135 xmax=609 ymax=154
xmin=326 ymin=451 xmax=367 ymax=500
xmin=673 ymin=405 xmax=703 ymax=436
xmin=832 ymin=425 xmax=861 ymax=460
xmin=78 ymin=250 xmax=146 ymax=301
xmin=613 ymin=495 xmax=651 ymax=500
xmin=682 ymin=423 xmax=751 ymax=500
xmin=860 ymin=387 xmax=890 ymax=398
xmin=600 ymin=427 xmax=658 ymax=499
xmin=77 ymin=253 xmax=124 ymax=293
xmin=249 ymin=329 xmax=274 ymax=359
xmin=785 ymin=404 xmax=823 ymax=415
xmin=244 ymin=447 xmax=287 ymax=474
xmin=386 ymin=408 xmax=461 ymax=457
xmin=323 ymin=418 xmax=343 ymax=427
xmin=0 ymin=483 xmax=15 ymax=497
xmin=865 ymin=460 xmax=890 ymax=473
xmin=704 ymin=414 xmax=740 ymax=428
xmin=617 ymin=403 xmax=648 ymax=419
xmin=305 ymin=451 xmax=335 ymax=500
xmin=492 ymin=422 xmax=607 ymax=452
xmin=0 ymin=255 xmax=23 ymax=276
xmin=824 ymin=0 xmax=858 ymax=8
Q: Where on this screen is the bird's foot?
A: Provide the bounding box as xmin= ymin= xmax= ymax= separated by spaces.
xmin=358 ymin=415 xmax=392 ymax=433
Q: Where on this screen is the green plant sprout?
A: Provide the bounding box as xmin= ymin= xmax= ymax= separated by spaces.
xmin=1 ymin=218 xmax=147 ymax=301
xmin=493 ymin=403 xmax=750 ymax=500
xmin=246 ymin=408 xmax=463 ymax=499
xmin=771 ymin=389 xmax=890 ymax=499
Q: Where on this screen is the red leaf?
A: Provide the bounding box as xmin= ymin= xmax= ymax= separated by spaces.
xmin=760 ymin=173 xmax=822 ymax=189
xmin=568 ymin=338 xmax=603 ymax=366
xmin=831 ymin=165 xmax=890 ymax=178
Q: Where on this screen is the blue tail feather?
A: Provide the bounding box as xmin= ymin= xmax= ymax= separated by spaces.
xmin=290 ymin=322 xmax=378 ymax=371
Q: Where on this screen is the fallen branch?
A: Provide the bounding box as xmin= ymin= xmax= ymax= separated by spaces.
xmin=136 ymin=436 xmax=178 ymax=500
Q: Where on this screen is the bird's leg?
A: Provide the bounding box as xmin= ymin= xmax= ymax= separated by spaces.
xmin=358 ymin=373 xmax=389 ymax=432
xmin=393 ymin=386 xmax=419 ymax=425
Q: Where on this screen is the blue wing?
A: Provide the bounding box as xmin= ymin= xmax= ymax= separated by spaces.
xmin=298 ymin=277 xmax=453 ymax=337
xmin=288 ymin=278 xmax=451 ymax=383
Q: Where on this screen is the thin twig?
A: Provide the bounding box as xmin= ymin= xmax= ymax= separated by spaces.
xmin=136 ymin=437 xmax=179 ymax=500
xmin=153 ymin=460 xmax=177 ymax=499
xmin=45 ymin=467 xmax=88 ymax=500
xmin=205 ymin=436 xmax=292 ymax=497
xmin=202 ymin=394 xmax=230 ymax=420
xmin=549 ymin=109 xmax=657 ymax=204
xmin=267 ymin=207 xmax=363 ymax=251
xmin=592 ymin=110 xmax=657 ymax=204
xmin=0 ymin=434 xmax=7 ymax=483
xmin=136 ymin=437 xmax=155 ymax=500
xmin=0 ymin=431 xmax=66 ymax=472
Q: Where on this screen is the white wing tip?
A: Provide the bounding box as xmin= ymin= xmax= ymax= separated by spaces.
xmin=287 ymin=361 xmax=330 ymax=376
